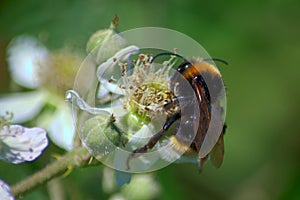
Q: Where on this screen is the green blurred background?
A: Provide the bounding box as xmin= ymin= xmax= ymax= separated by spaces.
xmin=1 ymin=0 xmax=300 ymax=199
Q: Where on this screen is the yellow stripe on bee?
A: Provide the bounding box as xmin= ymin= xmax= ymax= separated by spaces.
xmin=169 ymin=136 xmax=194 ymax=155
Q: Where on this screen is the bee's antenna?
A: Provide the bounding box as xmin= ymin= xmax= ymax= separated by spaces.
xmin=203 ymin=58 xmax=228 ymax=65
xmin=150 ymin=52 xmax=186 ymax=63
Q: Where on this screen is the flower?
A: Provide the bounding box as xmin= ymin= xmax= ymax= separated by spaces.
xmin=1 ymin=19 xmax=130 ymax=151
xmin=0 ymin=179 xmax=14 ymax=200
xmin=0 ymin=113 xmax=48 ymax=164
xmin=0 ymin=35 xmax=80 ymax=151
xmin=0 ymin=125 xmax=48 ymax=164
xmin=7 ymin=35 xmax=48 ymax=89
xmin=66 ymin=45 xmax=186 ymax=173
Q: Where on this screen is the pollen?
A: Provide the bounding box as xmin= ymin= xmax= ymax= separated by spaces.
xmin=120 ymin=53 xmax=178 ymax=120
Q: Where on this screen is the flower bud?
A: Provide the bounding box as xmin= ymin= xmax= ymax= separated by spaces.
xmin=81 ymin=114 xmax=128 ymax=160
xmin=86 ymin=16 xmax=128 ymax=64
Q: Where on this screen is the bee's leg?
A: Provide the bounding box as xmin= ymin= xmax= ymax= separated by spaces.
xmin=162 ymin=97 xmax=179 ymax=110
xmin=197 ymin=155 xmax=209 ymax=173
xmin=126 ymin=112 xmax=181 ymax=170
xmin=163 ymin=96 xmax=196 ymax=110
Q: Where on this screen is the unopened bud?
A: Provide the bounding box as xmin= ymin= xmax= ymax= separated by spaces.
xmin=86 ymin=16 xmax=128 ymax=64
xmin=81 ymin=114 xmax=128 ymax=160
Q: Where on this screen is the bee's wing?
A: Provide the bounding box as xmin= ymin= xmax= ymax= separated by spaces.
xmin=194 ymin=80 xmax=225 ymax=169
xmin=193 ymin=80 xmax=211 ymax=153
xmin=209 ymin=132 xmax=224 ymax=168
xmin=193 ymin=76 xmax=224 ymax=160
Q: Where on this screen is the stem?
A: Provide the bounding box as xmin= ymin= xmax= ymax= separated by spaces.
xmin=11 ymin=147 xmax=91 ymax=198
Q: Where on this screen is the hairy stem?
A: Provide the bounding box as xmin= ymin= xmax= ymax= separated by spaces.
xmin=11 ymin=147 xmax=91 ymax=198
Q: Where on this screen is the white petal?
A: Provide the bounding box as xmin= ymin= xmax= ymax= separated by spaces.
xmin=100 ymin=79 xmax=125 ymax=95
xmin=7 ymin=35 xmax=48 ymax=88
xmin=97 ymin=45 xmax=139 ymax=81
xmin=97 ymin=82 xmax=110 ymax=98
xmin=47 ymin=103 xmax=75 ymax=151
xmin=0 ymin=90 xmax=47 ymax=123
xmin=126 ymin=124 xmax=155 ymax=148
xmin=0 ymin=180 xmax=14 ymax=200
xmin=0 ymin=125 xmax=48 ymax=164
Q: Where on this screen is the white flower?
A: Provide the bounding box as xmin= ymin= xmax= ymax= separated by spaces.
xmin=47 ymin=104 xmax=75 ymax=150
xmin=0 ymin=90 xmax=47 ymax=123
xmin=0 ymin=35 xmax=76 ymax=151
xmin=0 ymin=179 xmax=14 ymax=200
xmin=7 ymin=35 xmax=48 ymax=89
xmin=0 ymin=125 xmax=48 ymax=164
xmin=67 ymin=46 xmax=183 ymax=173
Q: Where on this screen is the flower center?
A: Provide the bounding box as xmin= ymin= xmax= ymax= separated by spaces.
xmin=120 ymin=54 xmax=178 ymax=121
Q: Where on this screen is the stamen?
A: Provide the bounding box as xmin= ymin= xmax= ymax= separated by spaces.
xmin=118 ymin=52 xmax=180 ymax=120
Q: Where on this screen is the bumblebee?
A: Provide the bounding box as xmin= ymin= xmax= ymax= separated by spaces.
xmin=126 ymin=53 xmax=227 ymax=170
